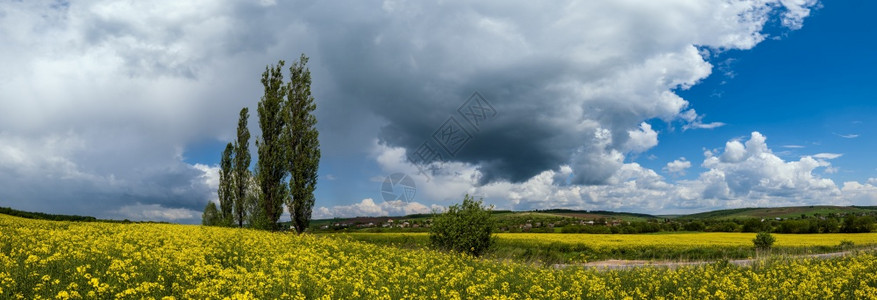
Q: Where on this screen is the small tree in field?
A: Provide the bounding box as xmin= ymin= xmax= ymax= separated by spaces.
xmin=753 ymin=231 xmax=775 ymax=252
xmin=429 ymin=194 xmax=495 ymax=257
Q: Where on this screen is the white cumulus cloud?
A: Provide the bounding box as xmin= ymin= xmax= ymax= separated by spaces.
xmin=665 ymin=158 xmax=693 ymax=176
xmin=360 ymin=131 xmax=875 ymax=216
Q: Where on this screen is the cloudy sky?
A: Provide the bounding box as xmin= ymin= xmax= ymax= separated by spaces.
xmin=2 ymin=0 xmax=875 ymax=223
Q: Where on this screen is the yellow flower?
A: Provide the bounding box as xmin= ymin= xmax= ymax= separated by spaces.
xmin=54 ymin=291 xmax=70 ymax=300
xmin=3 ymin=213 xmax=877 ymax=299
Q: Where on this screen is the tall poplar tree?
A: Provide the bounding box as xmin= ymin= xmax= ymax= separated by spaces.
xmin=233 ymin=107 xmax=251 ymax=228
xmin=285 ymin=54 xmax=321 ymax=234
xmin=218 ymin=143 xmax=234 ymax=226
xmin=255 ymin=61 xmax=288 ymax=231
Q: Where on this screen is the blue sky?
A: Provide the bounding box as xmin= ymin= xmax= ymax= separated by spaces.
xmin=646 ymin=0 xmax=877 ymax=183
xmin=2 ymin=0 xmax=875 ymax=223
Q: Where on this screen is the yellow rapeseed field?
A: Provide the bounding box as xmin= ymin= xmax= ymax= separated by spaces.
xmin=352 ymin=231 xmax=877 ymax=248
xmin=495 ymin=232 xmax=877 ymax=248
xmin=347 ymin=231 xmax=877 ymax=261
xmin=2 ymin=214 xmax=876 ymax=299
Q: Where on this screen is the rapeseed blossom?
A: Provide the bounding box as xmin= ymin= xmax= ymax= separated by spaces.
xmin=1 ymin=214 xmax=876 ymax=299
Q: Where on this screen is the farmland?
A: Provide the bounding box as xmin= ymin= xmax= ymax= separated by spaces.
xmin=3 ymin=213 xmax=877 ymax=299
xmin=341 ymin=232 xmax=877 ymax=263
xmin=309 ymin=205 xmax=877 ymax=235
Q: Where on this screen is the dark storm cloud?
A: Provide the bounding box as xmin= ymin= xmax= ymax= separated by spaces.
xmin=300 ymin=1 xmax=741 ymax=185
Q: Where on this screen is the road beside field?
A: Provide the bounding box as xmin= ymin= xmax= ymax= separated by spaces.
xmin=557 ymin=248 xmax=873 ymax=270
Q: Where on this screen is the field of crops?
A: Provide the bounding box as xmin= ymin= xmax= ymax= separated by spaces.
xmin=497 ymin=232 xmax=877 ymax=247
xmin=3 ymin=213 xmax=877 ymax=299
xmin=346 ymin=231 xmax=877 ymax=247
xmin=343 ymin=232 xmax=877 ymax=263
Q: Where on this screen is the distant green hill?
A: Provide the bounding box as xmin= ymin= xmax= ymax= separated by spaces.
xmin=680 ymin=206 xmax=877 ymax=220
xmin=0 ymin=206 xmax=98 ymax=222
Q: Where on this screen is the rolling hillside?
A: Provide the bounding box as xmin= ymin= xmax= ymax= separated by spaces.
xmin=680 ymin=206 xmax=877 ymax=220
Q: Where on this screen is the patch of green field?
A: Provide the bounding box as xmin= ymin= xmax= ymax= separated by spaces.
xmin=683 ymin=206 xmax=877 ymax=220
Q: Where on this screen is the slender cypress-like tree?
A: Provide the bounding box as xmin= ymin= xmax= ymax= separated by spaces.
xmin=285 ymin=54 xmax=321 ymax=234
xmin=233 ymin=107 xmax=251 ymax=228
xmin=218 ymin=143 xmax=234 ymax=226
xmin=255 ymin=61 xmax=288 ymax=231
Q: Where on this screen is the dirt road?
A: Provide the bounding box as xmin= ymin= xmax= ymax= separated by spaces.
xmin=554 ymin=249 xmax=867 ymax=270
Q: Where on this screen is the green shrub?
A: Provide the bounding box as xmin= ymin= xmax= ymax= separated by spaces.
xmin=753 ymin=231 xmax=775 ymax=250
xmin=429 ymin=194 xmax=495 ymax=256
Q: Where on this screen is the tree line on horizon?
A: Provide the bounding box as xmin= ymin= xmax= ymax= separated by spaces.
xmin=315 ymin=210 xmax=877 ymax=235
xmin=0 ymin=206 xmax=98 ymax=222
xmin=202 ymin=54 xmax=321 ymax=233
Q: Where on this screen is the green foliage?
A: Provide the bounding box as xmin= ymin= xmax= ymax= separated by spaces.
xmin=429 ymin=194 xmax=495 ymax=256
xmin=742 ymin=218 xmax=769 ymax=232
xmin=753 ymin=231 xmax=775 ymax=250
xmin=255 ymin=60 xmax=289 ymax=231
xmin=244 ymin=176 xmax=269 ymax=229
xmin=218 ymin=143 xmax=235 ymax=227
xmin=233 ymin=107 xmax=252 ymax=228
xmin=0 ymin=206 xmax=97 ymax=222
xmin=285 ymin=54 xmax=321 ymax=234
xmin=703 ymin=221 xmax=740 ymax=232
xmin=816 ymin=218 xmax=840 ymax=233
xmin=684 ymin=221 xmax=706 ymax=231
xmin=249 ymin=55 xmax=321 ymax=232
xmin=202 ymin=202 xmax=221 ymax=226
xmin=841 ymin=215 xmax=875 ymax=233
xmin=776 ymin=219 xmax=818 ymax=233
